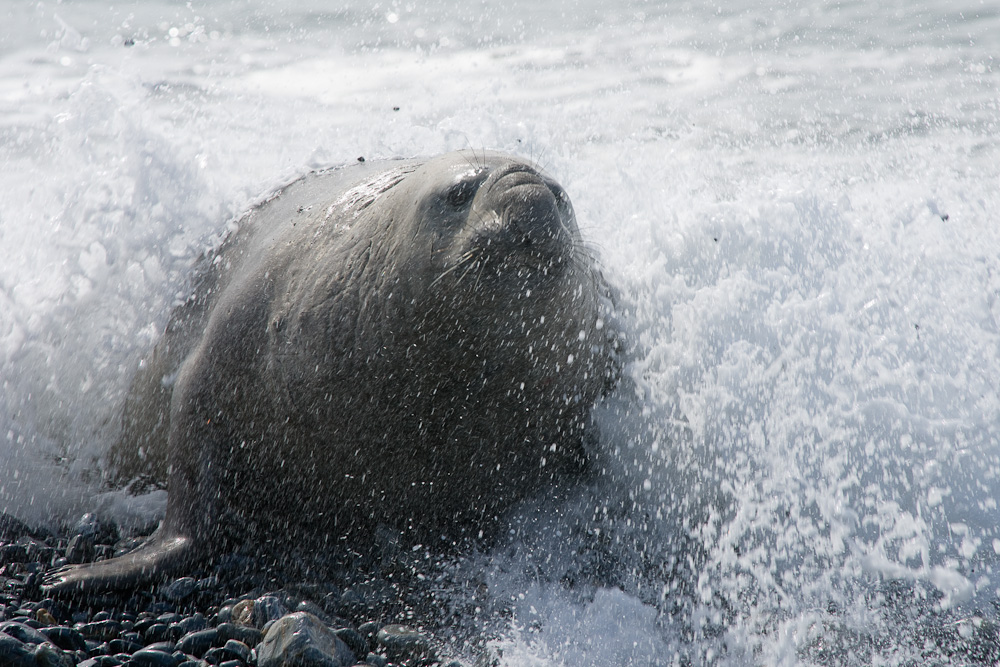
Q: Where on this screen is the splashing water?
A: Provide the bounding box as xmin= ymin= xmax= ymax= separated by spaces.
xmin=2 ymin=0 xmax=999 ymax=664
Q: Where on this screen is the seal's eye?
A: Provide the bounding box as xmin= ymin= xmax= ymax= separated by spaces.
xmin=446 ymin=180 xmax=476 ymax=208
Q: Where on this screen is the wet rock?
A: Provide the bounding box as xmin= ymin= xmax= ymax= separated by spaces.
xmin=222 ymin=638 xmax=251 ymax=662
xmin=357 ymin=621 xmax=382 ymax=648
xmin=79 ymin=619 xmax=124 ymax=642
xmin=176 ymin=628 xmax=218 ymax=657
xmin=39 ymin=625 xmax=88 ymax=652
xmin=143 ymin=622 xmax=171 ymax=644
xmin=157 ymin=612 xmax=184 ymax=626
xmin=201 ymin=646 xmax=226 ymax=663
xmin=73 ymin=513 xmax=101 ymax=538
xmin=364 ymin=653 xmax=388 ymax=667
xmin=216 ymin=622 xmax=263 ymax=647
xmin=129 ymin=647 xmax=182 ymax=667
xmin=0 ymin=632 xmax=35 ymax=667
xmin=107 ymin=637 xmax=144 ymax=654
xmin=144 ymin=639 xmax=177 ymax=653
xmin=376 ymin=624 xmax=435 ymax=664
xmin=256 ymin=612 xmax=355 ymax=667
xmin=171 ymin=612 xmax=209 ymax=636
xmin=163 ymin=577 xmax=198 ymax=602
xmin=65 ymin=533 xmax=95 ymax=564
xmin=232 ymin=594 xmax=288 ymax=629
xmin=0 ymin=544 xmax=29 ymax=564
xmin=78 ymin=658 xmax=125 ymax=667
xmin=0 ymin=619 xmax=49 ymax=645
xmin=33 ymin=642 xmax=74 ymax=667
xmin=334 ymin=627 xmax=368 ymax=658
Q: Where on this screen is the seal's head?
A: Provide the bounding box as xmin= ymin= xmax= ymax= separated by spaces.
xmin=365 ymin=150 xmax=614 ymax=407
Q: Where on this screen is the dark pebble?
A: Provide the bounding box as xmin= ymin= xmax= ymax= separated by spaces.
xmin=162 ymin=577 xmax=198 ymax=602
xmin=215 ymin=622 xmax=262 ymax=647
xmin=202 ymin=646 xmax=227 ymax=663
xmin=222 ymin=638 xmax=251 ymax=662
xmin=79 ymin=619 xmax=124 ymax=641
xmin=107 ymin=637 xmax=144 ymax=654
xmin=172 ymin=613 xmax=209 ymax=636
xmin=143 ymin=622 xmax=171 ymax=643
xmin=79 ymin=657 xmax=124 ymax=667
xmin=335 ymin=627 xmax=369 ymax=657
xmin=176 ymin=628 xmax=218 ymax=657
xmin=147 ymin=602 xmax=176 ymax=615
xmin=40 ymin=625 xmax=88 ymax=651
xmin=129 ymin=647 xmax=182 ymax=667
xmin=157 ymin=613 xmax=184 ymax=626
xmin=0 ymin=620 xmax=49 ymax=644
xmin=376 ymin=624 xmax=434 ymax=663
xmin=33 ymin=643 xmax=73 ymax=667
xmin=145 ymin=640 xmax=177 ymax=653
xmin=0 ymin=632 xmax=35 ymax=667
xmin=0 ymin=544 xmax=29 ymax=563
xmin=65 ymin=534 xmax=96 ymax=563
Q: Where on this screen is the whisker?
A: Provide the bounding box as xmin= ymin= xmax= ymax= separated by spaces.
xmin=431 ymin=250 xmax=477 ymax=287
xmin=457 ymin=259 xmax=481 ymax=287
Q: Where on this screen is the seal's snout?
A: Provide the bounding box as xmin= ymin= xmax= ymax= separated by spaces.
xmin=484 ymin=164 xmax=572 ymax=264
xmin=504 ymin=184 xmax=562 ymax=249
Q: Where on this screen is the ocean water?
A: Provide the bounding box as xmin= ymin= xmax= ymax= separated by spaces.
xmin=2 ymin=0 xmax=999 ymax=664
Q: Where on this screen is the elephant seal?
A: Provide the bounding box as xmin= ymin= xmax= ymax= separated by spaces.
xmin=43 ymin=150 xmax=619 ymax=593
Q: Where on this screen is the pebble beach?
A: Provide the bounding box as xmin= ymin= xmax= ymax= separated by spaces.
xmin=0 ymin=512 xmax=473 ymax=667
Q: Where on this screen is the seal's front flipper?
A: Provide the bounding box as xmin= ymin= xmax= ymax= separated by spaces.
xmin=41 ymin=534 xmax=194 ymax=595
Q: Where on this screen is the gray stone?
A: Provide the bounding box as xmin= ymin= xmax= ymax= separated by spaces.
xmin=72 ymin=513 xmax=100 ymax=538
xmin=253 ymin=595 xmax=289 ymax=627
xmin=0 ymin=620 xmax=48 ymax=645
xmin=78 ymin=619 xmax=124 ymax=641
xmin=256 ymin=612 xmax=355 ymax=667
xmin=222 ymin=638 xmax=251 ymax=661
xmin=142 ymin=622 xmax=170 ymax=644
xmin=144 ymin=640 xmax=177 ymax=653
xmin=230 ymin=595 xmax=288 ymax=629
xmin=107 ymin=637 xmax=144 ymax=654
xmin=128 ymin=647 xmax=182 ymax=667
xmin=162 ymin=577 xmax=198 ymax=602
xmin=334 ymin=627 xmax=368 ymax=658
xmin=40 ymin=626 xmax=87 ymax=652
xmin=77 ymin=658 xmax=125 ymax=667
xmin=0 ymin=633 xmax=35 ymax=667
xmin=216 ymin=622 xmax=262 ymax=647
xmin=176 ymin=628 xmax=218 ymax=657
xmin=170 ymin=613 xmax=208 ymax=637
xmin=64 ymin=533 xmax=95 ymax=564
xmin=376 ymin=624 xmax=435 ymax=663
xmin=33 ymin=643 xmax=74 ymax=667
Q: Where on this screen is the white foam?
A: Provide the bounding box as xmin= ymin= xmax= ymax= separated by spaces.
xmin=1 ymin=0 xmax=999 ymax=663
